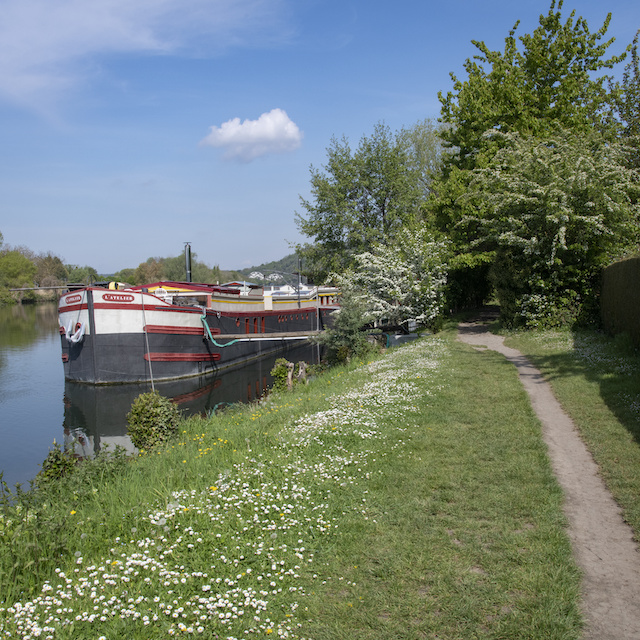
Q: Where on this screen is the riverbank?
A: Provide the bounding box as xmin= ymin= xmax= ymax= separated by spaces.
xmin=2 ymin=323 xmax=637 ymax=639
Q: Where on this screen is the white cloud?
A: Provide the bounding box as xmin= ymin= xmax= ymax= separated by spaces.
xmin=200 ymin=108 xmax=303 ymax=162
xmin=0 ymin=0 xmax=289 ymax=110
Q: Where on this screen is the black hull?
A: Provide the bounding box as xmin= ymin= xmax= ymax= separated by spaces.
xmin=61 ymin=332 xmax=313 ymax=384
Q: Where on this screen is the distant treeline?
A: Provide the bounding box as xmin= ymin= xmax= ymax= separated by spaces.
xmin=0 ymin=230 xmax=300 ymax=304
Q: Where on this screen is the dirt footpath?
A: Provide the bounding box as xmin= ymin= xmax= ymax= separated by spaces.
xmin=457 ymin=319 xmax=640 ymax=640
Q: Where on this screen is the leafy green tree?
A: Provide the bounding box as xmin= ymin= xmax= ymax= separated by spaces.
xmin=0 ymin=237 xmax=37 ymax=302
xmin=463 ymin=130 xmax=640 ymax=327
xmin=0 ymin=251 xmax=37 ymax=288
xmin=134 ymin=258 xmax=163 ymax=285
xmin=66 ymin=265 xmax=98 ymax=284
xmin=111 ymin=267 xmax=136 ymax=284
xmin=34 ymin=253 xmax=68 ymax=286
xmin=162 ymin=254 xmax=221 ymax=283
xmin=613 ymin=30 xmax=640 ymax=139
xmin=397 ymin=118 xmax=446 ymax=199
xmin=191 ymin=260 xmax=221 ymax=284
xmin=317 ymin=288 xmax=374 ymax=365
xmin=431 ymin=0 xmax=629 ymax=310
xmin=296 ymin=123 xmax=424 ymax=282
xmin=438 ymin=0 xmax=625 ymax=171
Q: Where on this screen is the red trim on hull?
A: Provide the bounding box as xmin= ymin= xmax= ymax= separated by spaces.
xmin=144 ymin=352 xmax=221 ymax=362
xmin=144 ymin=325 xmax=209 ymax=335
xmin=59 ymin=303 xmax=85 ymax=314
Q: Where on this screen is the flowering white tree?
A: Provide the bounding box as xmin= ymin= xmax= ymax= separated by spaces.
xmin=337 ymin=228 xmax=448 ymax=328
xmin=464 ymin=129 xmax=640 ymax=327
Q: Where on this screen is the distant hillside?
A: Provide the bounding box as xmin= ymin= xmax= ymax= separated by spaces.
xmin=234 ymin=254 xmax=305 ymax=285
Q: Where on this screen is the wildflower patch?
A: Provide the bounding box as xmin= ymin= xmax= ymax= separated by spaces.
xmin=0 ymin=338 xmax=448 ymax=640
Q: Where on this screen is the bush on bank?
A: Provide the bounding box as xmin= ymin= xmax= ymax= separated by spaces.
xmin=126 ymin=391 xmax=182 ymax=451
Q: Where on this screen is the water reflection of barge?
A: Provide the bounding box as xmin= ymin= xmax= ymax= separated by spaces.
xmin=63 ymin=343 xmax=320 ymax=458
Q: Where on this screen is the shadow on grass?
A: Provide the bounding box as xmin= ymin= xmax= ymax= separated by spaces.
xmin=514 ymin=328 xmax=640 ymax=449
xmin=453 ymin=306 xmax=640 ymax=449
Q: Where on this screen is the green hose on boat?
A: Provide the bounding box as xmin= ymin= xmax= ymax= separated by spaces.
xmin=201 ymin=314 xmax=242 ymax=347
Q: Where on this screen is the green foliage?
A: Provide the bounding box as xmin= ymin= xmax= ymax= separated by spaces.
xmin=296 ymin=123 xmax=426 ymax=282
xmin=338 ymin=227 xmax=448 ymax=329
xmin=134 ymin=258 xmax=163 ymax=284
xmin=439 ymin=0 xmax=625 ymax=171
xmin=0 ymin=446 xmax=131 ymax=606
xmin=65 ymin=264 xmax=98 ymax=284
xmin=0 ymin=289 xmax=15 ymax=305
xmin=271 ymin=358 xmax=291 ymax=392
xmin=464 ymin=130 xmax=640 ymax=327
xmin=126 ymin=391 xmax=181 ymax=450
xmin=118 ymin=254 xmax=221 ymax=285
xmin=35 ymin=442 xmax=77 ymax=485
xmin=430 ymin=1 xmax=631 ymax=310
xmin=0 ymin=250 xmax=37 ymax=289
xmin=428 ymin=2 xmax=640 ymax=320
xmin=271 ymin=358 xmax=294 ymax=392
xmin=613 ymin=30 xmax=640 ymax=140
xmin=318 ymin=288 xmax=375 ymax=365
xmin=396 ymin=118 xmax=446 ymax=199
xmin=34 ymin=253 xmax=68 ymax=287
xmin=111 ymin=267 xmax=136 ymax=284
xmin=270 ymin=358 xmax=313 ymax=392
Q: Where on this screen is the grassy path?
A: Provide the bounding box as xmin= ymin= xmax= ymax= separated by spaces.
xmin=0 ymin=329 xmax=583 ymax=639
xmin=302 ymin=331 xmax=581 ymax=639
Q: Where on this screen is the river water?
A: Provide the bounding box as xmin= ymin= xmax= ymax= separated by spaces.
xmin=0 ymin=303 xmax=317 ymax=489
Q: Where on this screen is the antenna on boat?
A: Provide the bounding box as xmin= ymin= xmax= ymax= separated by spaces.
xmin=184 ymin=242 xmax=192 ymax=283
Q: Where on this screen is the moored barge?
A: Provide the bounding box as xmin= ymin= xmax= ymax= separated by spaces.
xmin=58 ymin=281 xmax=339 ymax=384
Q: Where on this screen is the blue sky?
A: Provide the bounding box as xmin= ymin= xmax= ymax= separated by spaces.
xmin=0 ymin=0 xmax=638 ymax=273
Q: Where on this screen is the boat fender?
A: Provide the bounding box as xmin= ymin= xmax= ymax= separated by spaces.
xmin=66 ymin=321 xmax=86 ymax=344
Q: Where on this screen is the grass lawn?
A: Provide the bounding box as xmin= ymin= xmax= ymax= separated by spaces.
xmin=0 ymin=328 xmax=584 ymax=639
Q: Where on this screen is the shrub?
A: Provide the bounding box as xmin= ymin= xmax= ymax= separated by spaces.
xmin=318 ymin=288 xmax=376 ymax=365
xmin=270 ymin=358 xmax=293 ymax=392
xmin=126 ymin=391 xmax=181 ymax=450
xmin=35 ymin=442 xmax=76 ymax=485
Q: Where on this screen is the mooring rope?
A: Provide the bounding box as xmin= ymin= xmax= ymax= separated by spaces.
xmin=141 ymin=293 xmax=155 ymax=392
